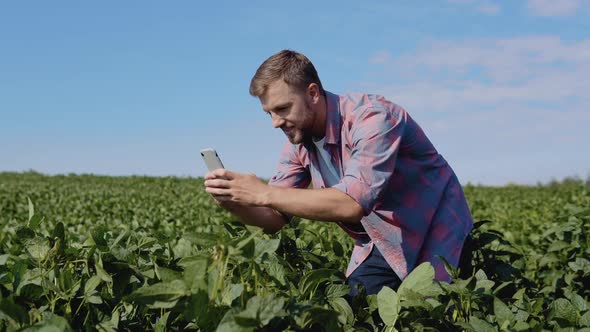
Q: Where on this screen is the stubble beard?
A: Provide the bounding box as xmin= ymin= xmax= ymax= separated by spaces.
xmin=286 ymin=128 xmax=307 ymax=145
xmin=285 ymin=102 xmax=315 ymax=145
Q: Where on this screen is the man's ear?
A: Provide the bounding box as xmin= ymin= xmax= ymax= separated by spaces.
xmin=307 ymin=83 xmax=320 ymax=103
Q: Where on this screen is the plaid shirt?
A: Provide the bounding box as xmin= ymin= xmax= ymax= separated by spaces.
xmin=268 ymin=91 xmax=473 ymax=281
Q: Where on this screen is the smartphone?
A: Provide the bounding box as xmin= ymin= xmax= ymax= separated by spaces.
xmin=200 ymin=148 xmax=225 ymax=171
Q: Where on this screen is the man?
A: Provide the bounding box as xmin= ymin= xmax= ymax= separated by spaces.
xmin=204 ymin=50 xmax=473 ymax=296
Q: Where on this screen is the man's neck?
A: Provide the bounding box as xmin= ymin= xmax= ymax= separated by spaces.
xmin=311 ymin=94 xmax=328 ymax=139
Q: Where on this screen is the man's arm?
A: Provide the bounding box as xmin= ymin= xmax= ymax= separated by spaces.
xmin=219 ymin=203 xmax=288 ymax=234
xmin=205 ymin=169 xmax=364 ymax=226
xmin=266 ymin=186 xmax=364 ymax=223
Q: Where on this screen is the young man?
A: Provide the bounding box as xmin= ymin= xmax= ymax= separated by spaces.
xmin=204 ymin=50 xmax=473 ymax=296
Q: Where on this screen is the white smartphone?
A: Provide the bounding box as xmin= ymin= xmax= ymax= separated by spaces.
xmin=200 ymin=148 xmax=225 ymax=171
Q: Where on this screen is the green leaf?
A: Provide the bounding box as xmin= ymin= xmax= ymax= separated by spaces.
xmin=234 ymin=294 xmax=286 ymax=326
xmin=157 ymin=267 xmax=182 ymax=283
xmin=398 ymin=262 xmax=439 ymax=298
xmin=0 ymin=298 xmax=29 ymax=325
xmin=87 ymin=295 xmax=103 ymax=304
xmin=182 ymin=257 xmax=208 ymax=293
xmin=0 ymin=254 xmax=9 ymax=266
xmin=299 ymin=269 xmax=338 ymax=298
xmin=298 ymin=306 xmax=340 ymax=330
xmin=28 ymin=214 xmax=42 ymax=230
xmin=329 ymin=297 xmax=354 ymax=326
xmin=27 ymin=196 xmax=35 ymax=221
xmin=252 ymin=294 xmax=286 ymax=325
xmin=570 ymin=294 xmax=588 ymax=312
xmin=22 ymin=313 xmax=73 ymax=332
xmin=26 ymin=238 xmax=51 ymax=262
xmin=475 ymin=279 xmax=495 ymax=292
xmin=580 ymin=311 xmax=590 ymax=327
xmin=173 ymin=238 xmax=194 ymax=258
xmin=515 ymin=309 xmax=529 ymax=322
xmin=551 ymin=298 xmax=578 ymax=325
xmin=568 ymin=258 xmax=590 ymax=272
xmin=221 ymin=283 xmax=244 ymax=306
xmin=84 ymin=276 xmax=102 ymax=295
xmin=181 ymin=291 xmax=210 ymax=326
xmin=95 ymin=260 xmax=113 ymax=283
xmin=377 ymin=286 xmax=400 ymax=327
xmin=254 ymin=239 xmax=280 ymax=259
xmin=513 ymin=321 xmax=529 ymax=331
xmin=548 ymin=241 xmax=570 ymax=252
xmin=469 ymin=316 xmax=496 ymax=332
xmin=399 ymin=289 xmax=433 ymax=310
xmin=325 ymin=284 xmax=350 ymax=299
xmin=154 ymin=311 xmax=170 ymax=332
xmin=494 ymin=297 xmax=514 ymax=325
xmin=126 ymin=279 xmax=189 ymax=308
xmin=263 ymin=254 xmax=287 ymax=286
xmin=366 ymin=294 xmax=379 ymax=313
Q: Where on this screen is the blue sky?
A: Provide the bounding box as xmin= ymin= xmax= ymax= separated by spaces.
xmin=1 ymin=1 xmax=588 ymax=185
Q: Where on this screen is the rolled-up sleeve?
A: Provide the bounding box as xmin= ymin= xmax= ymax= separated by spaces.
xmin=332 ymin=105 xmax=405 ymax=215
xmin=268 ymin=142 xmax=311 ymax=221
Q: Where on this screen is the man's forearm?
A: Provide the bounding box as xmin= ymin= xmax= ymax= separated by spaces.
xmin=265 ymin=187 xmax=364 ymax=223
xmin=224 ymin=204 xmax=287 ymax=233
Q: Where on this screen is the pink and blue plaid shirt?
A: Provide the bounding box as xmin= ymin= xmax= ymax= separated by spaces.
xmin=268 ymin=91 xmax=473 ymax=281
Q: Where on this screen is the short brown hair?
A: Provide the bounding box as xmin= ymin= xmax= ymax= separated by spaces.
xmin=249 ymin=50 xmax=324 ymax=97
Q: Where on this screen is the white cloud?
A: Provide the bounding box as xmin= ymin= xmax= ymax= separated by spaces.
xmin=526 ymin=0 xmax=589 ymax=17
xmin=369 ymin=36 xmax=590 ymax=106
xmin=363 ymin=36 xmax=590 ymax=185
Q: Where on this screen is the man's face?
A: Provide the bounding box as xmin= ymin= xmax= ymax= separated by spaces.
xmin=259 ymin=80 xmax=315 ymax=144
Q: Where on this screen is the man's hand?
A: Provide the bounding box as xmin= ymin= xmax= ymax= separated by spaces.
xmin=203 ymin=169 xmax=287 ymax=233
xmin=204 ymin=169 xmax=271 ymax=207
xmin=204 ymin=169 xmax=363 ymax=224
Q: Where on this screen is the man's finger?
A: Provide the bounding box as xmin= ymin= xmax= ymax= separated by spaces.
xmin=204 ymin=179 xmax=230 ymax=188
xmin=204 ymin=172 xmax=217 ymax=180
xmin=206 ymin=187 xmax=231 ymax=196
xmin=212 ymin=168 xmax=235 ymax=180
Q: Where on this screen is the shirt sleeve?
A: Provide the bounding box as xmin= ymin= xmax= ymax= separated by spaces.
xmin=332 ymin=105 xmax=406 ymax=215
xmin=268 ymin=142 xmax=311 ymax=221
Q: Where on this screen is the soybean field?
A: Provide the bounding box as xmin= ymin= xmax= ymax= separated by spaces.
xmin=0 ymin=172 xmax=589 ymax=331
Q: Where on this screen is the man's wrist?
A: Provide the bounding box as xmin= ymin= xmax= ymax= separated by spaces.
xmin=263 ymin=185 xmax=280 ymax=208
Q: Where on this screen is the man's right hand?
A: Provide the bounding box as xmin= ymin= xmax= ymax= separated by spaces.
xmin=204 ymin=171 xmax=237 ymax=210
xmin=203 ymin=170 xmax=287 ymax=233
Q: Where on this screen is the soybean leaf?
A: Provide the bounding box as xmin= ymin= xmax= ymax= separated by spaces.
xmin=494 ymin=297 xmax=514 ymax=326
xmin=398 ymin=262 xmax=440 ymax=298
xmin=126 ymin=279 xmax=189 ymax=308
xmin=551 ymin=298 xmax=578 ymax=325
xmin=377 ymin=286 xmax=400 ymax=327
xmin=469 ymin=316 xmax=496 ymax=332
xmin=329 ymin=297 xmax=354 ymax=326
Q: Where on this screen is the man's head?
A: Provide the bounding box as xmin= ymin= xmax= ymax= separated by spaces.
xmin=250 ymin=50 xmax=326 ymax=144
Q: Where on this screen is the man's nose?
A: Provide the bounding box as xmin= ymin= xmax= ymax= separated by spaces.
xmin=271 ymin=114 xmax=284 ymax=128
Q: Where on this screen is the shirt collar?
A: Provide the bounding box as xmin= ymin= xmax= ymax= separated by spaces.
xmin=323 ymin=90 xmax=341 ymax=145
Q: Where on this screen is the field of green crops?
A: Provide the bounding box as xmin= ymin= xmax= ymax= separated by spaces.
xmin=0 ymin=171 xmax=589 ymax=331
